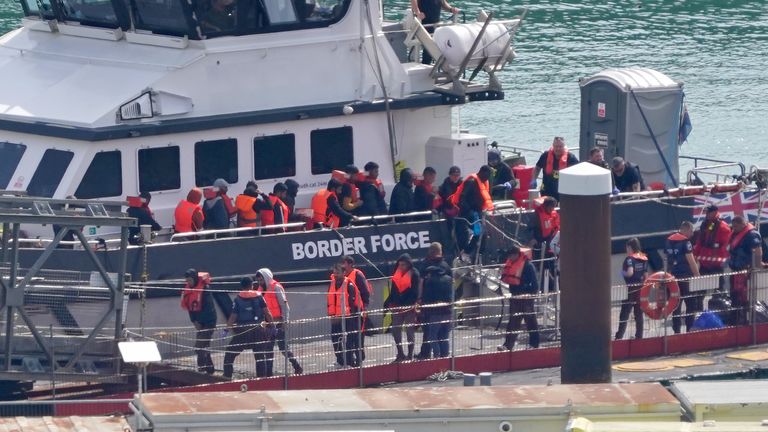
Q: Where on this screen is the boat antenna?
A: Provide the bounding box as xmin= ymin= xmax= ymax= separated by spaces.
xmin=362 ymin=0 xmax=399 ymax=177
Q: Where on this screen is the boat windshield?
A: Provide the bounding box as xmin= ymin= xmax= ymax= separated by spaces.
xmin=19 ymin=0 xmax=352 ymax=39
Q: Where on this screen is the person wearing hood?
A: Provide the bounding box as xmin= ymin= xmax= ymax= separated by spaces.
xmin=415 ymin=242 xmax=452 ymax=359
xmin=182 ymin=269 xmax=216 ymax=374
xmin=384 ymin=253 xmax=420 ymax=361
xmin=223 ymin=276 xmax=274 ymax=378
xmin=438 ymin=165 xmax=462 ymax=217
xmin=389 ymin=168 xmax=415 ymax=217
xmin=358 ymin=161 xmax=388 ymax=217
xmin=420 ymin=265 xmax=453 ymax=358
xmin=203 ymin=179 xmax=233 ymax=230
xmin=283 ymin=179 xmax=300 ymax=216
xmin=255 ymin=268 xmax=303 ymax=375
xmin=174 ymin=188 xmax=205 ymax=233
xmin=127 ymin=191 xmax=162 ymax=245
xmin=488 ymin=146 xmax=515 ymax=201
xmin=497 ymin=245 xmax=540 ymax=351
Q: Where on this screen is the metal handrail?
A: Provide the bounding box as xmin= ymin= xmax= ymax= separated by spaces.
xmin=352 ymin=210 xmax=433 ymax=223
xmin=170 ymin=222 xmax=307 ymax=241
xmin=686 ymin=161 xmax=745 ymax=185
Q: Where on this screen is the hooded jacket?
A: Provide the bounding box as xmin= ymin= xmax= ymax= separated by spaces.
xmin=389 ymin=169 xmax=415 ymax=216
xmin=256 ymin=267 xmax=288 ymax=319
xmin=384 ymin=253 xmax=420 ymax=307
xmin=283 ymin=179 xmax=300 ymax=214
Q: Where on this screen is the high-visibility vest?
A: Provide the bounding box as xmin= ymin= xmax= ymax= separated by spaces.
xmin=258 ymin=279 xmax=283 ymax=319
xmin=174 ymin=200 xmax=202 ymax=233
xmin=448 ymin=173 xmax=494 ymax=211
xmin=235 ymin=194 xmax=259 ymax=227
xmin=327 ymin=275 xmax=361 ymax=317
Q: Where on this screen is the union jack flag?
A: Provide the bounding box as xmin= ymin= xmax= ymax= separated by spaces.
xmin=693 ymin=190 xmax=768 ymax=224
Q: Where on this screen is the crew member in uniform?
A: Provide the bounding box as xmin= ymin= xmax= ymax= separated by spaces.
xmin=532 ymin=136 xmax=579 ymax=202
xmin=728 ymin=215 xmax=764 ymax=325
xmin=327 ymin=264 xmax=362 ymax=367
xmin=223 ymin=277 xmax=274 ymax=379
xmin=409 ymin=0 xmax=459 ymax=64
xmin=615 ymin=238 xmax=648 ymax=340
xmin=340 ymin=255 xmax=372 ymax=361
xmin=497 ymin=245 xmax=539 ymax=351
xmin=255 ymin=268 xmax=303 ymax=375
xmin=664 ymin=221 xmax=701 ymax=333
xmin=693 ymin=205 xmax=731 ymax=291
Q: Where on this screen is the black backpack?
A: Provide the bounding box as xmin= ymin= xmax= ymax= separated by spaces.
xmin=235 ymin=297 xmax=264 ymax=324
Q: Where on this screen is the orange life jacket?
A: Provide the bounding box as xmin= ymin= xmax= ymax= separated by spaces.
xmin=501 ymin=255 xmax=527 ymax=286
xmin=327 ymin=275 xmax=361 ymax=317
xmin=261 ymin=194 xmax=290 ymax=227
xmin=180 ymin=272 xmax=211 ymax=312
xmin=545 ymin=148 xmax=569 ymax=175
xmin=235 ymin=194 xmax=259 ymax=227
xmin=311 ymin=189 xmax=331 ymax=224
xmin=629 ymin=252 xmax=648 ymax=261
xmin=391 ymin=268 xmax=412 ymax=294
xmin=536 ymin=206 xmax=560 ymax=240
xmin=367 ymin=176 xmax=385 ymax=198
xmin=323 ymin=191 xmax=341 ymax=228
xmin=448 ymin=173 xmax=494 ymax=211
xmin=347 ymin=268 xmax=373 ymax=308
xmin=258 ymin=279 xmax=283 ymax=319
xmin=174 ymin=200 xmax=203 ymax=233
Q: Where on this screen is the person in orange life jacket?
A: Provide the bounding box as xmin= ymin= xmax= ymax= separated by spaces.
xmin=283 ymin=179 xmax=300 ymax=217
xmin=497 ymin=245 xmax=540 ymax=351
xmin=222 ymin=276 xmax=275 ymax=378
xmin=127 ymin=191 xmax=162 ymax=245
xmin=728 ymin=216 xmax=764 ymax=325
xmin=174 ymin=188 xmax=205 ymax=233
xmin=255 ymin=268 xmax=303 ymax=375
xmin=488 ymin=145 xmax=515 ymax=201
xmin=615 ymin=238 xmax=649 ymax=340
xmin=453 ymin=165 xmax=493 ymax=259
xmin=533 ymin=136 xmax=579 ymax=202
xmin=325 ymin=178 xmax=357 ymax=227
xmin=420 ymin=265 xmax=453 ymax=358
xmin=664 ymin=221 xmax=701 ymax=334
xmin=528 ymin=196 xmax=560 ymax=248
xmin=183 ymin=269 xmax=217 ymax=374
xmin=327 ymin=264 xmax=363 ymax=367
xmin=340 ymin=255 xmax=372 ymax=361
xmin=389 ymin=168 xmax=416 ymax=219
xmin=235 ymin=182 xmax=259 ymax=228
xmin=358 ymin=161 xmax=388 ymax=217
xmin=340 ymin=164 xmax=363 ymax=214
xmin=384 ymin=253 xmax=421 ymax=362
xmin=262 ymin=183 xmax=291 ymax=232
xmin=438 ymin=165 xmax=462 ymax=217
xmin=203 ymin=178 xmax=234 ymax=230
xmin=693 ymin=205 xmax=731 ymax=291
xmin=414 ymin=166 xmax=439 ymax=212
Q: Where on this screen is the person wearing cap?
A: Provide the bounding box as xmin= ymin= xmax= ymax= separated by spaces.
xmin=223 ymin=276 xmax=274 ymax=378
xmin=438 ymin=166 xmax=462 ymax=217
xmin=497 ymin=245 xmax=540 ymax=351
xmin=183 ymin=269 xmax=217 ymax=374
xmin=488 ymin=144 xmax=515 ymax=201
xmin=358 ymin=162 xmax=388 ymax=217
xmin=664 ymin=221 xmax=701 ymax=333
xmin=340 ymin=165 xmax=364 ymax=214
xmin=694 ymin=205 xmax=731 ymax=292
xmin=127 ymin=191 xmax=162 ymax=245
xmin=611 ymin=157 xmax=645 ymax=193
xmin=203 ymin=179 xmax=234 ymax=230
xmin=174 ymin=188 xmax=205 ymax=233
xmin=419 ymin=264 xmax=453 ymax=358
xmin=533 ymin=137 xmax=579 ymax=201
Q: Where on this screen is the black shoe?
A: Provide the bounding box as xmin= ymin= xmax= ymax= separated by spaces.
xmin=392 ymin=354 xmax=406 ymax=363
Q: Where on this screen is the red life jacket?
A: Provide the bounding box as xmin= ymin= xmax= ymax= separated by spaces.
xmin=327 ymin=275 xmax=361 ymax=317
xmin=174 ymin=200 xmax=203 ymax=233
xmin=391 ymin=268 xmax=412 ymax=294
xmin=448 ymin=173 xmax=494 ymax=211
xmin=262 ymin=194 xmax=291 ymax=227
xmin=348 ymin=268 xmax=373 ymax=308
xmin=501 ymin=255 xmax=527 ymax=286
xmin=536 ymin=206 xmax=560 ymax=240
xmin=695 ymin=217 xmax=731 ymax=268
xmin=180 ymin=272 xmax=211 ymax=312
xmin=258 ymin=279 xmax=283 ymax=319
xmin=629 ymin=252 xmax=648 ymax=261
xmin=366 ymin=176 xmax=385 ymax=198
xmin=730 ymin=223 xmax=756 ymax=250
xmin=544 ymin=148 xmax=569 ymax=175
xmin=324 ymin=191 xmax=341 ymax=228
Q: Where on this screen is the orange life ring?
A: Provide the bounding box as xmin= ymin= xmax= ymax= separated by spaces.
xmin=639 ymin=272 xmax=680 ymax=320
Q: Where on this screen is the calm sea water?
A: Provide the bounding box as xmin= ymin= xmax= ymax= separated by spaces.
xmin=2 ymin=1 xmax=767 ymax=172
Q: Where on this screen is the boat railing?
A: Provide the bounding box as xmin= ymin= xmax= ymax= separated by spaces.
xmin=351 ymin=210 xmax=434 ymax=223
xmin=170 ymin=222 xmax=308 ymax=242
xmin=680 ymin=155 xmax=746 ymax=185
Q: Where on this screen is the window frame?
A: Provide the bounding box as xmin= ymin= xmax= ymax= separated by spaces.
xmin=0 ymin=142 xmax=27 ymax=190
xmin=310 ymin=126 xmax=354 ymax=175
xmin=137 ymin=145 xmax=182 ymax=193
xmin=194 ymin=138 xmax=239 ymax=187
xmin=75 ymin=150 xmax=123 ymax=199
xmin=252 ymin=133 xmax=297 ymax=181
xmin=26 ymin=149 xmax=75 ymax=198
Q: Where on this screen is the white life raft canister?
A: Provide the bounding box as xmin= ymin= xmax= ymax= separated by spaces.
xmin=433 ymin=22 xmax=511 ymax=69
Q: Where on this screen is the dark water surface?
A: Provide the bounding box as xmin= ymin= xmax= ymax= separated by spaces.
xmin=2 ymin=1 xmax=767 ymax=168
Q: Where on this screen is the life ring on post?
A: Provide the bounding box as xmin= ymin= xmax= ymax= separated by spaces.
xmin=639 ymin=272 xmax=680 ymax=320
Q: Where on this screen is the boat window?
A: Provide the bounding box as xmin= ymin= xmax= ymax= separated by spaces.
xmin=20 ymin=0 xmax=56 ymax=20
xmin=138 ymin=146 xmax=181 ymax=192
xmin=131 ymin=0 xmax=197 ymax=37
xmin=196 ymin=0 xmax=351 ymax=38
xmin=59 ymin=0 xmax=125 ymax=28
xmin=310 ymin=126 xmax=352 ymax=175
xmin=0 ymin=142 xmax=26 ymax=189
xmin=253 ymin=134 xmax=296 ymax=180
xmin=75 ymin=151 xmax=123 ymax=199
xmin=195 ymin=138 xmax=238 ymax=186
xmin=27 ymin=149 xmax=74 ymax=198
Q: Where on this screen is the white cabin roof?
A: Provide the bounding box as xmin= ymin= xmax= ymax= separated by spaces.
xmin=580 ymin=67 xmax=681 ymax=91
